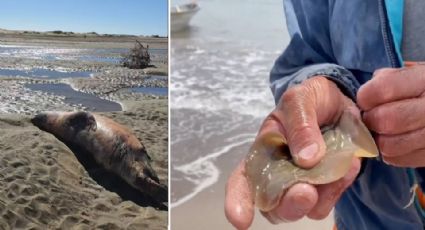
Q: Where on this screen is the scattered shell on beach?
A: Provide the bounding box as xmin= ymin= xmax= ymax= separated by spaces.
xmin=245 ymin=110 xmax=379 ymax=212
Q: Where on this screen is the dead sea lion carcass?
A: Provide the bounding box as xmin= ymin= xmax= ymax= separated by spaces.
xmin=31 ymin=111 xmax=167 ymax=203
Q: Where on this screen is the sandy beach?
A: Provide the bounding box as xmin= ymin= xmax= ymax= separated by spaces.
xmin=0 ymin=29 xmax=168 ymax=114
xmin=170 ymin=136 xmax=332 ymax=229
xmin=0 ymin=30 xmax=168 ymax=229
xmin=170 ymin=0 xmax=333 ymax=229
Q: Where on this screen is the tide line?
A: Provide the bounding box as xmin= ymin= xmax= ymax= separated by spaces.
xmin=171 ymin=135 xmax=255 ymax=208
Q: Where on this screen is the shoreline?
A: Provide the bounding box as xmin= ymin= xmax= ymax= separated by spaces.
xmin=170 ymin=135 xmax=333 ymax=230
xmin=0 ymin=37 xmax=168 ymax=114
xmin=0 ymin=35 xmax=169 ymax=229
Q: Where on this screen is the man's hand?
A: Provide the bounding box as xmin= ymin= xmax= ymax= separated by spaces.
xmin=357 ymin=66 xmax=425 ymax=167
xmin=225 ymin=77 xmax=361 ymax=229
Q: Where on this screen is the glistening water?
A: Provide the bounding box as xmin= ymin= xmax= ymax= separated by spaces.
xmin=0 ymin=68 xmax=93 ymax=79
xmin=0 ymin=44 xmax=167 ymax=64
xmin=25 ymin=83 xmax=122 ymax=112
xmin=170 ymin=0 xmax=289 ymax=209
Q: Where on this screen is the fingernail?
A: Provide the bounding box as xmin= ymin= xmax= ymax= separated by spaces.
xmin=297 ymin=143 xmax=318 ymax=161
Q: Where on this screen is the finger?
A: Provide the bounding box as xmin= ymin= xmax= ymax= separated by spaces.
xmin=307 ymin=157 xmax=361 ymax=219
xmin=275 ymin=77 xmax=347 ymax=168
xmin=377 ymin=127 xmax=425 ymax=157
xmin=383 ymin=148 xmax=425 ymax=168
xmin=262 ymin=183 xmax=318 ymax=224
xmin=258 ymin=114 xmax=286 ymax=138
xmin=225 ymin=161 xmax=254 ymax=230
xmin=362 ymin=97 xmax=425 ymax=134
xmin=358 ymin=66 xmax=425 ymax=111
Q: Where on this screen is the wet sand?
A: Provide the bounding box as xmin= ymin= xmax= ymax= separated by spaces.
xmin=171 ymin=141 xmax=333 ymax=229
xmin=170 ymin=0 xmax=334 ymax=229
xmin=170 ymin=110 xmax=333 ymax=230
xmin=0 ymin=31 xmax=168 ymax=229
xmin=169 ymin=46 xmax=334 ymax=230
xmin=0 ymin=30 xmax=168 ymax=113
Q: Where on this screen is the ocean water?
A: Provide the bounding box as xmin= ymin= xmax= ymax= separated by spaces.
xmin=0 ymin=68 xmax=93 ymax=79
xmin=0 ymin=44 xmax=120 ymax=63
xmin=170 ymin=0 xmax=290 ymax=209
xmin=0 ymin=44 xmax=141 ymax=111
xmin=0 ymin=44 xmax=166 ymax=64
xmin=129 ymin=87 xmax=168 ymax=96
xmin=25 ymin=83 xmax=122 ymax=112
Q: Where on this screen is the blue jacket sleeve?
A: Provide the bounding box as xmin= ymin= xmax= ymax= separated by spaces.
xmin=270 ymin=0 xmax=360 ymax=104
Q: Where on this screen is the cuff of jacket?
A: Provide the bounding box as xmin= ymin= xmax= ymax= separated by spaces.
xmin=270 ymin=63 xmax=360 ymax=105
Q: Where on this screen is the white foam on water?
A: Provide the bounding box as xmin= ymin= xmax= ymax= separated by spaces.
xmin=170 ymin=45 xmax=277 ymax=119
xmin=171 ymin=134 xmax=256 ymax=208
xmin=171 ymin=14 xmax=287 ymax=205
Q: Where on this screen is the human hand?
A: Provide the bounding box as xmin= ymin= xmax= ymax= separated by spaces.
xmin=225 ymin=77 xmax=361 ymax=229
xmin=357 ymin=66 xmax=425 ymax=167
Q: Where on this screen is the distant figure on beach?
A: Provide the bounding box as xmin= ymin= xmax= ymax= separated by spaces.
xmin=225 ymin=1 xmax=425 ymax=229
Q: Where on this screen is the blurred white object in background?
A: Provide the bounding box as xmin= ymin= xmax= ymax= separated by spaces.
xmin=171 ymin=1 xmax=200 ymax=32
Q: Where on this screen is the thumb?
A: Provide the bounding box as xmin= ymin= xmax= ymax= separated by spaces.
xmin=275 ymin=77 xmax=347 ymax=168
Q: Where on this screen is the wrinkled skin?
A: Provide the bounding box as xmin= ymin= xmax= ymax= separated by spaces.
xmin=358 ymin=65 xmax=425 ymax=167
xmin=225 ymin=77 xmax=362 ymax=229
xmin=245 ymin=110 xmax=377 ymax=212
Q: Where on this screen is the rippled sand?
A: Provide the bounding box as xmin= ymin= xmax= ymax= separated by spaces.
xmin=0 ymin=32 xmax=168 ymax=229
xmin=0 ymin=99 xmax=168 ymax=229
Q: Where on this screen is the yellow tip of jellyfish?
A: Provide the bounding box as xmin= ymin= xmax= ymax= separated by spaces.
xmin=354 ymin=148 xmax=378 ymax=158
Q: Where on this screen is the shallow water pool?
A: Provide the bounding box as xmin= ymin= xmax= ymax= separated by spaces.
xmin=129 ymin=87 xmax=168 ymax=96
xmin=0 ymin=68 xmax=93 ymax=79
xmin=25 ymin=83 xmax=122 ymax=112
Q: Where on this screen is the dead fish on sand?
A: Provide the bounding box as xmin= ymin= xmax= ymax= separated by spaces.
xmin=31 ymin=111 xmax=167 ymax=203
xmin=245 ymin=110 xmax=379 ymax=212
